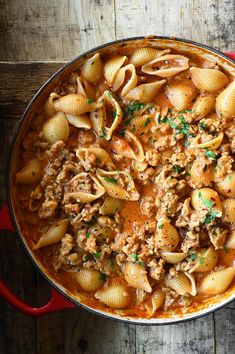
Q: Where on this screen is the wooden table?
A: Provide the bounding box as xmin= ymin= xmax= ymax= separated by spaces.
xmin=0 ymin=1 xmax=234 ymax=353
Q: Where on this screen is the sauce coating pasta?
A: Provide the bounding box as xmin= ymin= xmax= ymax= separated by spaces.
xmin=13 ymin=45 xmax=235 ymax=319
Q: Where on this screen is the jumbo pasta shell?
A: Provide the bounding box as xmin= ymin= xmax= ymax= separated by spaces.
xmin=222 ymin=198 xmax=235 ymax=222
xmin=191 ymin=132 xmax=224 ymax=150
xmin=165 ymin=272 xmax=195 ymax=296
xmin=76 ymin=76 xmax=96 ymax=100
xmin=76 ymin=146 xmax=115 ymax=171
xmin=200 ymin=267 xmax=235 ymax=295
xmin=191 ymin=188 xmax=222 ymax=214
xmin=224 ymin=230 xmax=235 ymax=249
xmin=54 ymin=94 xmax=96 ymax=115
xmin=167 ymin=79 xmax=198 ymax=111
xmin=125 ymin=80 xmax=166 ymax=103
xmin=145 ymin=289 xmax=165 ymax=317
xmin=81 ymin=53 xmax=103 ymax=83
xmin=190 ymin=67 xmax=228 ymax=92
xmin=192 ymin=94 xmax=215 ymax=120
xmin=216 ymin=80 xmax=235 ymax=119
xmin=95 ymin=283 xmax=131 ymax=309
xmin=44 ymin=92 xmax=60 ymax=116
xmin=16 ymin=158 xmax=42 ymax=184
xmin=130 ymin=48 xmax=170 ymax=67
xmin=188 ymin=247 xmax=218 ymax=273
xmin=124 ymin=263 xmax=152 ymax=292
xmin=142 ymin=54 xmax=189 ymax=77
xmin=42 ymin=112 xmax=69 ymax=144
xmin=66 ymin=114 xmax=91 ymax=129
xmin=111 ymin=130 xmax=144 ymax=162
xmin=161 ymin=252 xmax=187 ymax=264
xmin=190 ymin=158 xmax=214 ymax=186
xmin=216 ymin=172 xmax=235 ymax=198
xmin=155 ymin=218 xmax=179 ymax=251
xmin=112 ymin=64 xmax=138 ymax=96
xmin=104 ymin=55 xmax=127 ymax=85
xmin=76 ymin=269 xmax=105 ymax=292
xmin=99 ymin=196 xmax=122 ymax=215
xmin=34 ymin=219 xmax=69 ymax=249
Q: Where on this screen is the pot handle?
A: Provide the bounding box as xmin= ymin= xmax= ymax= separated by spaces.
xmin=0 ymin=202 xmax=76 ymax=315
xmin=224 ymin=52 xmax=235 ymax=60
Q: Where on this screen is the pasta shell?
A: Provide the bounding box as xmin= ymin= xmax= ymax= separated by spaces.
xmin=216 ymin=80 xmax=235 ymax=119
xmin=124 ymin=263 xmax=152 ymax=293
xmin=125 ymin=80 xmax=166 ymax=103
xmin=81 ymin=53 xmax=103 ymax=83
xmin=167 ymin=79 xmax=198 ymax=111
xmin=111 ymin=130 xmax=144 ymax=162
xmin=96 ymin=168 xmax=140 ymax=201
xmin=190 ymin=67 xmax=228 ymax=92
xmin=44 ymin=92 xmax=60 ymax=116
xmin=155 ymin=218 xmax=179 ymax=251
xmin=65 ymin=173 xmax=105 ymax=203
xmin=129 ymin=115 xmax=153 ymax=131
xmin=76 ymin=76 xmax=96 ymax=100
xmin=216 ymin=172 xmax=235 ymax=198
xmin=130 ymin=48 xmax=170 ymax=67
xmin=224 ymin=230 xmax=235 ymax=249
xmin=95 ymin=283 xmax=131 ymax=309
xmin=145 ymin=289 xmax=165 ymax=317
xmin=54 ymin=94 xmax=96 ymax=115
xmin=99 ymin=196 xmax=122 ymax=215
xmin=16 ymin=158 xmax=42 ymax=184
xmin=142 ymin=54 xmax=189 ymax=77
xmin=76 ymin=146 xmax=115 ymax=171
xmin=190 ymin=158 xmax=214 ymax=186
xmin=191 ymin=188 xmax=222 ymax=214
xmin=161 ymin=252 xmax=187 ymax=264
xmin=34 ymin=219 xmax=69 ymax=249
xmin=66 ymin=114 xmax=91 ymax=129
xmin=190 ymin=132 xmax=224 ymax=150
xmin=165 ymin=272 xmax=196 ymax=296
xmin=76 ymin=269 xmax=105 ymax=292
xmin=104 ymin=55 xmax=127 ymax=85
xmin=222 ymin=198 xmax=235 ymax=223
xmin=188 ymin=247 xmax=218 ymax=273
xmin=42 ymin=112 xmax=69 ymax=144
xmin=112 ymin=64 xmax=138 ymax=96
xmin=192 ymin=94 xmax=215 ymax=120
xmin=133 ymin=160 xmax=148 ymax=173
xmin=200 ymin=267 xmax=235 ymax=295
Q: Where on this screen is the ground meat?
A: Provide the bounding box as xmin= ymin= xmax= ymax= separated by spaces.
xmin=207 ymin=226 xmax=227 ymax=249
xmin=157 ymin=190 xmax=179 ymax=217
xmin=155 ymin=166 xmax=178 ymax=191
xmin=77 ymin=232 xmax=98 ymax=254
xmin=60 ymin=233 xmax=74 ymax=256
xmin=214 ymin=153 xmax=233 ymax=182
xmin=181 ymin=231 xmax=200 ymax=253
xmin=135 ymin=167 xmax=156 ymax=185
xmin=38 ymin=200 xmax=58 ymax=219
xmin=148 ymin=259 xmax=165 ymax=280
xmin=226 ymin=125 xmax=235 ymax=153
xmin=48 ymin=141 xmax=65 ymax=159
xmin=140 ymin=196 xmax=155 ymax=217
xmin=145 ymin=150 xmax=161 ymax=166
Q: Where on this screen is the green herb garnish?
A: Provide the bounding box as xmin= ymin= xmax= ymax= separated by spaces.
xmin=205 ymin=210 xmax=218 ymax=224
xmin=87 ymin=98 xmax=94 ymax=104
xmin=93 ymin=252 xmax=102 ymax=259
xmin=83 ymin=255 xmax=91 ymax=262
xmin=144 ymin=117 xmax=151 ymax=127
xmin=100 ymin=127 xmax=107 ymax=139
xmin=198 ymin=192 xmax=214 ymax=209
xmin=112 ymin=109 xmax=117 ymax=119
xmin=158 ymin=224 xmax=164 ymax=229
xmin=173 ymin=165 xmax=179 ymax=174
xmin=103 ymin=177 xmax=117 ymax=185
xmin=127 ymin=101 xmax=145 ymax=115
xmin=131 ymin=253 xmax=138 ymax=262
xmin=119 ymin=129 xmax=126 ymax=137
xmin=204 ymin=149 xmax=217 ymax=160
xmin=137 ymin=261 xmax=145 ymax=266
xmin=199 ymin=257 xmax=205 ymax=264
xmin=199 ymin=122 xmax=207 ymax=130
xmin=86 ymin=232 xmax=90 ymax=239
xmin=99 ymin=272 xmax=107 ymax=281
xmin=190 ymin=254 xmax=197 ymax=261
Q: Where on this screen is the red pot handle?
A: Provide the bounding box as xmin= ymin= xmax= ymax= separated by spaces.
xmin=224 ymin=52 xmax=235 ymax=60
xmin=0 ymin=202 xmax=76 ymax=315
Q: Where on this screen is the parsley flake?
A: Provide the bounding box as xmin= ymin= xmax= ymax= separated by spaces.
xmin=190 ymin=254 xmax=197 ymax=261
xmin=86 ymin=232 xmax=90 ymax=239
xmin=131 ymin=253 xmax=138 ymax=262
xmin=99 ymin=272 xmax=107 ymax=281
xmin=87 ymin=98 xmax=94 ymax=104
xmin=144 ymin=117 xmax=151 ymax=127
xmin=204 ymin=149 xmax=217 ymax=160
xmin=103 ymin=177 xmax=117 ymax=185
xmin=93 ymin=252 xmax=102 ymax=259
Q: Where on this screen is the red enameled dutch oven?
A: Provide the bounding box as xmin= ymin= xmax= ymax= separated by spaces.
xmin=0 ymin=36 xmax=234 ymax=324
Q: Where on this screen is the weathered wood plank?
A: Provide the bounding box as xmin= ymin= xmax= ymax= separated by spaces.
xmin=214 ymin=309 xmax=235 ymax=354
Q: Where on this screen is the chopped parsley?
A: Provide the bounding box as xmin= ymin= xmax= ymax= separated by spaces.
xmin=173 ymin=165 xmax=179 ymax=174
xmin=180 ymin=109 xmax=193 ymax=113
xmin=103 ymin=177 xmax=117 ymax=184
xmin=124 ymin=118 xmax=131 ymax=126
xmin=199 ymin=257 xmax=205 ymax=264
xmin=87 ymin=98 xmax=94 ymax=104
xmin=204 ymin=149 xmax=217 ymax=160
xmin=137 ymin=260 xmax=145 ymax=266
xmin=144 ymin=117 xmax=151 ymax=127
xmin=99 ymin=272 xmax=107 ymax=281
xmin=112 ymin=109 xmax=117 ymax=119
xmin=131 ymin=253 xmax=138 ymax=262
xmin=83 ymin=254 xmax=91 ymax=262
xmin=119 ymin=129 xmax=126 ymax=137
xmin=199 ymin=122 xmax=207 ymax=130
xmin=158 ymin=224 xmax=164 ymax=229
xmin=127 ymin=101 xmax=145 ymax=116
xmin=190 ymin=254 xmax=197 ymax=261
xmin=86 ymin=232 xmax=90 ymax=239
xmin=107 ymin=91 xmax=113 ymax=99
xmin=100 ymin=127 xmax=107 ymax=139
xmin=205 ymin=210 xmax=218 ymax=224
xmin=198 ymin=191 xmax=214 ymax=209
xmin=93 ymin=252 xmax=102 ymax=259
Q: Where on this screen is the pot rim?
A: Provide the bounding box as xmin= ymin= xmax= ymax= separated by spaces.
xmin=7 ymin=35 xmax=235 ymax=325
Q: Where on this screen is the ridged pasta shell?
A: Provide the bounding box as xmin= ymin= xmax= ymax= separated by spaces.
xmin=124 ymin=263 xmax=152 ymax=292
xmin=34 ymin=219 xmax=69 ymax=249
xmin=145 ymin=289 xmax=165 ymax=317
xmin=16 ymin=158 xmax=42 ymax=184
xmin=130 ymin=48 xmax=170 ymax=67
xmin=99 ymin=196 xmax=122 ymax=215
xmin=216 ymin=172 xmax=235 ymax=198
xmin=66 ymin=114 xmax=91 ymax=129
xmin=76 ymin=146 xmax=115 ymax=171
xmin=76 ymin=76 xmax=96 ymax=100
xmin=167 ymin=79 xmax=198 ymax=111
xmin=96 ymin=168 xmax=140 ymax=201
xmin=54 ymin=94 xmax=96 ymax=115
xmin=76 ymin=269 xmax=105 ymax=292
xmin=192 ymin=94 xmax=215 ymax=120
xmin=142 ymin=54 xmax=189 ymax=77
xmin=200 ymin=267 xmax=235 ymax=295
xmin=95 ymin=283 xmax=131 ymax=309
xmin=133 ymin=160 xmax=148 ymax=173
xmin=129 ymin=115 xmax=153 ymax=131
xmin=161 ymin=252 xmax=187 ymax=264
xmin=44 ymin=92 xmax=60 ymax=116
xmin=190 ymin=158 xmax=214 ymax=186
xmin=42 ymin=112 xmax=69 ymax=144
xmin=224 ymin=230 xmax=235 ymax=249
xmin=190 ymin=67 xmax=228 ymax=92
xmin=190 ymin=132 xmax=224 ymax=150
xmin=191 ymin=188 xmax=222 ymax=214
xmin=112 ymin=64 xmax=138 ymax=96
xmin=65 ymin=172 xmax=105 ymax=203
xmin=188 ymin=247 xmax=218 ymax=273
xmin=111 ymin=130 xmax=144 ymax=162
xmin=165 ymin=272 xmax=196 ymax=296
xmin=155 ymin=218 xmax=179 ymax=251
xmin=104 ymin=55 xmax=127 ymax=85
xmin=222 ymin=198 xmax=235 ymax=223
xmin=81 ymin=53 xmax=103 ymax=83
xmin=125 ymin=80 xmax=166 ymax=103
xmin=216 ymin=80 xmax=235 ymax=119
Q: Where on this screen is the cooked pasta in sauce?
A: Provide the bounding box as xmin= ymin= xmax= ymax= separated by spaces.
xmin=13 ymin=45 xmax=235 ymax=318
